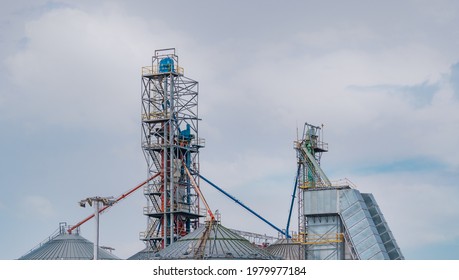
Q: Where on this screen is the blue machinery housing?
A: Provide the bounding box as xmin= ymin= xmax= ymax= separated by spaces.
xmin=159 ymin=57 xmax=175 ymax=73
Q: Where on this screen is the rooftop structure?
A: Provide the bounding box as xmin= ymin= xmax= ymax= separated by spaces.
xmin=138 ymin=48 xmax=204 ymax=254
xmin=18 ymin=50 xmax=403 ymax=261
xmin=146 ymin=219 xmax=279 ymax=260
xmin=290 ymin=123 xmax=404 ymax=260
xmin=19 ymin=223 xmax=119 ymax=260
xmin=265 ymin=238 xmax=302 ymax=260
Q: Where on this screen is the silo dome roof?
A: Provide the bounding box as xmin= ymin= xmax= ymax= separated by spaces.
xmin=266 ymin=238 xmax=302 ymax=260
xmin=155 ymin=220 xmax=279 ymax=260
xmin=19 ymin=225 xmax=119 ymax=260
xmin=127 ymin=247 xmax=155 ymax=260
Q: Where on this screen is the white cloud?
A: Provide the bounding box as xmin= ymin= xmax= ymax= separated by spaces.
xmin=353 ymin=172 xmax=459 ymax=249
xmin=2 ymin=0 xmax=459 ymax=259
xmin=4 ymin=6 xmax=190 ymax=132
xmin=199 ymin=36 xmax=459 ymax=173
xmin=193 ymin=25 xmax=459 ymax=259
xmin=296 ymin=26 xmax=380 ymax=50
xmin=21 ymin=195 xmax=54 ymax=219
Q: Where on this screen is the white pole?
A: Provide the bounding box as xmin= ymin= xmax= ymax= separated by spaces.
xmin=94 ymin=199 xmax=99 ymax=260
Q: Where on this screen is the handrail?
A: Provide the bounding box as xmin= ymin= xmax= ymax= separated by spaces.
xmin=142 ymin=204 xmax=200 ymax=215
xmin=142 ymin=112 xmax=170 ymax=121
xmin=292 ymin=232 xmax=344 ymax=245
xmin=338 ymin=212 xmax=360 ymax=259
xmin=19 ymin=225 xmax=63 ymax=258
xmin=142 ymin=65 xmax=185 ymax=76
xmin=331 ymin=178 xmax=358 ymax=189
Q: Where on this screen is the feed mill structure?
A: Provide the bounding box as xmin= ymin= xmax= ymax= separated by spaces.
xmin=288 ymin=123 xmax=404 ymax=260
xmin=18 ymin=49 xmax=404 ymax=261
xmin=134 ymin=49 xmax=205 ymax=257
xmin=130 ymin=48 xmax=278 ymax=260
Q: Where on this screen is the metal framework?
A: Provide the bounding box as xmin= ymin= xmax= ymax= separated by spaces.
xmin=294 ymin=123 xmax=329 ymax=241
xmin=289 ymin=123 xmax=403 ymax=260
xmin=294 ymin=123 xmax=344 ymax=259
xmin=140 ymin=48 xmax=204 ymax=252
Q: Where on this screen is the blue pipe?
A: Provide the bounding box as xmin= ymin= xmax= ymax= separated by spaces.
xmin=285 ymin=165 xmax=300 ymax=237
xmin=197 ymin=173 xmax=290 ymax=238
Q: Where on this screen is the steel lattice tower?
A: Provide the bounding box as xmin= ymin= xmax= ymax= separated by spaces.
xmin=294 ymin=123 xmax=335 ymax=259
xmin=140 ymin=49 xmax=204 ymax=252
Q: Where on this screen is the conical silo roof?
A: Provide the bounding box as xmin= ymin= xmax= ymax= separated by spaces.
xmin=127 ymin=247 xmax=157 ymax=260
xmin=266 ymin=238 xmax=303 ymax=260
xmin=155 ymin=220 xmax=279 ymax=260
xmin=19 ymin=224 xmax=120 ymax=260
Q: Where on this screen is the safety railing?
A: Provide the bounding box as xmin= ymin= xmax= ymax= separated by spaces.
xmin=331 ymin=178 xmax=358 ymax=189
xmin=315 ymin=140 xmax=328 ymax=151
xmin=292 ymin=232 xmax=344 ymax=245
xmin=19 ymin=222 xmax=79 ymax=258
xmin=142 ymin=112 xmax=170 ymax=121
xmin=143 ymin=184 xmax=161 ymax=196
xmin=143 ymin=204 xmax=200 ymax=216
xmin=142 ymin=141 xmax=165 ymax=150
xmin=298 ymin=182 xmax=314 ymax=189
xmin=139 ymin=230 xmax=162 ymax=240
xmin=191 ymin=137 xmax=206 ymax=148
xmin=142 ymin=65 xmax=185 ymax=76
xmin=293 ymin=140 xmax=328 ymax=151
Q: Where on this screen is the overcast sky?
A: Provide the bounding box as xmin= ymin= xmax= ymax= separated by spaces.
xmin=1 ymin=0 xmax=459 ymax=260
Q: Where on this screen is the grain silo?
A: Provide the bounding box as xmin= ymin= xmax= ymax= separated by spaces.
xmin=19 ymin=223 xmax=119 ymax=260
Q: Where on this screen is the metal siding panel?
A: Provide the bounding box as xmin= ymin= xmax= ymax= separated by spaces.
xmin=355 ymin=235 xmax=380 ymax=256
xmin=351 ymin=228 xmax=375 ymax=246
xmin=359 ymin=242 xmax=386 ymax=260
xmin=346 ymin=220 xmax=369 ymax=238
xmin=340 ymin=189 xmax=360 ymax=207
xmin=339 ymin=190 xmax=351 ymax=209
xmin=342 ymin=208 xmax=366 ymax=228
xmin=341 ymin=202 xmax=361 ymax=219
xmin=304 ymin=190 xmax=338 ymax=215
xmin=368 ymin=251 xmax=389 ymax=260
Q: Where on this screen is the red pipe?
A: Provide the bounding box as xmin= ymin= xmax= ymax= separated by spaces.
xmin=67 ymin=173 xmax=160 ymax=234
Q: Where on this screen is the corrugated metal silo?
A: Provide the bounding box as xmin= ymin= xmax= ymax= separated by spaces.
xmin=266 ymin=238 xmax=302 ymax=260
xmin=130 ymin=220 xmax=279 ymax=260
xmin=19 ymin=223 xmax=120 ymax=260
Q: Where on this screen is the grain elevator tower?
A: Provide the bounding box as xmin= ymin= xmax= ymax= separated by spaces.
xmin=139 ymin=49 xmax=204 ymax=253
xmin=294 ymin=123 xmax=404 ymax=260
